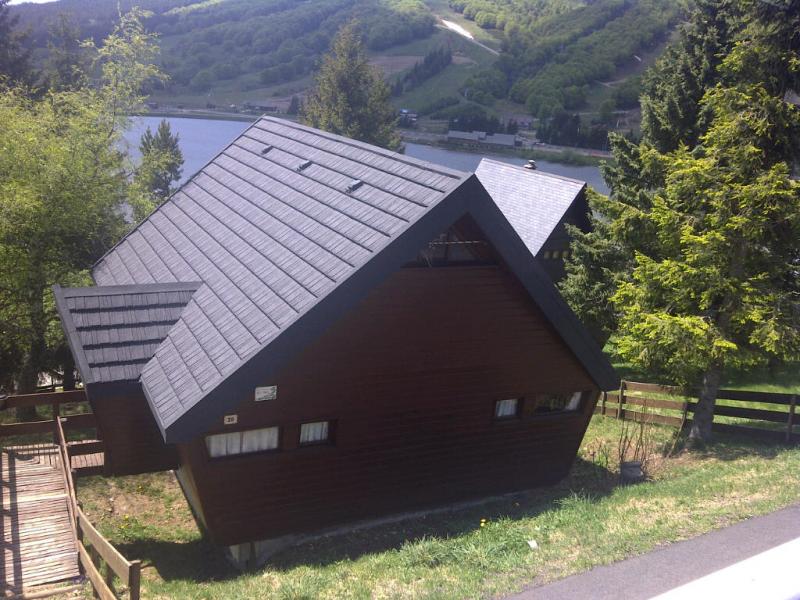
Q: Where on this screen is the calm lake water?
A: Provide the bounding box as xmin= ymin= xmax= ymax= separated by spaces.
xmin=125 ymin=116 xmax=608 ymax=194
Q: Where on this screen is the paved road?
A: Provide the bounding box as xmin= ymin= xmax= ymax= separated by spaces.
xmin=510 ymin=504 xmax=800 ymax=600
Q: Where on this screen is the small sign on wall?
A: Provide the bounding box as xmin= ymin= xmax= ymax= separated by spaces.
xmin=223 ymin=414 xmax=238 ymax=425
xmin=255 ymin=385 xmax=277 ymax=402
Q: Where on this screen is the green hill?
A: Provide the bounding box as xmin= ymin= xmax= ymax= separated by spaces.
xmin=12 ymin=0 xmax=684 ymax=137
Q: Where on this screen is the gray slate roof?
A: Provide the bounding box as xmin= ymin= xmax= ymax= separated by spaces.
xmin=61 ymin=117 xmax=617 ymax=442
xmin=475 ymin=159 xmax=586 ymax=255
xmin=91 ymin=117 xmax=469 ymax=438
xmin=53 ymin=283 xmax=200 ymax=384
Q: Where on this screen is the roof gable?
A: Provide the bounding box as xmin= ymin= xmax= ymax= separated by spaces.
xmin=85 ymin=118 xmax=616 ymax=442
xmin=53 ymin=282 xmax=200 ymax=385
xmin=475 ymin=159 xmax=586 ymax=256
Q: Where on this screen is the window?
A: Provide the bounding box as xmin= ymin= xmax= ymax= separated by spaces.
xmin=534 ymin=392 xmax=584 ymax=415
xmin=206 ymin=426 xmax=279 ymax=458
xmin=300 ymin=421 xmax=330 ymax=445
xmin=494 ymin=398 xmax=520 ymax=419
xmin=542 ymin=250 xmax=552 ymax=260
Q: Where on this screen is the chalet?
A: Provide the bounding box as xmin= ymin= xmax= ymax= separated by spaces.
xmin=475 ymin=158 xmax=591 ymax=282
xmin=54 ymin=117 xmax=617 ymax=565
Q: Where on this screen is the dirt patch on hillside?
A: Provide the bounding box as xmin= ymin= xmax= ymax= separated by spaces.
xmin=452 ymin=53 xmax=476 ymax=65
xmin=369 ymin=55 xmax=423 ymax=75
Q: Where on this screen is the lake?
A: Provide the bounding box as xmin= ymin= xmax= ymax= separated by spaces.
xmin=125 ymin=116 xmax=608 ymax=194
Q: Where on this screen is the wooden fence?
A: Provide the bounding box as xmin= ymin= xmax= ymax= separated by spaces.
xmin=1 ymin=390 xmax=140 ymax=599
xmin=596 ymin=381 xmax=798 ymax=443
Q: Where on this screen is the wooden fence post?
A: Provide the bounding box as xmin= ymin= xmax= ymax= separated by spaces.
xmin=617 ymin=380 xmax=626 ymax=420
xmin=601 ymin=391 xmax=607 ymax=416
xmin=128 ymin=560 xmax=141 ymax=600
xmin=787 ymin=395 xmax=797 ymax=444
xmin=52 ymin=401 xmax=61 ymax=445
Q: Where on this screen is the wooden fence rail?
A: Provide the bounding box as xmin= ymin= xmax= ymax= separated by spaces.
xmin=596 ymin=380 xmax=799 ymax=443
xmin=1 ymin=390 xmax=139 ymax=599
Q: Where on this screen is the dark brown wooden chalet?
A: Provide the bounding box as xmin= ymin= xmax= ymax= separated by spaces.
xmin=54 ymin=117 xmax=617 ymax=560
xmin=475 ymin=158 xmax=591 ymax=282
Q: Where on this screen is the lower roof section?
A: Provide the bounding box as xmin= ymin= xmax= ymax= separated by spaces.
xmin=53 ymin=282 xmax=201 ymax=385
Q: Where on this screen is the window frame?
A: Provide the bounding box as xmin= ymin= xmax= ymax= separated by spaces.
xmin=493 ymin=398 xmax=523 ymax=421
xmin=204 ymin=425 xmax=282 ymax=461
xmin=532 ymin=391 xmax=587 ymax=417
xmin=298 ymin=420 xmax=335 ymax=447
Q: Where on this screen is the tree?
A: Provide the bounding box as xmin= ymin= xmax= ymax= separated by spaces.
xmin=0 ymin=0 xmax=33 ymax=86
xmin=302 ymin=21 xmax=400 ymax=150
xmin=0 ymin=9 xmax=163 ymax=406
xmin=561 ymin=0 xmax=800 ymax=444
xmin=43 ymin=13 xmax=89 ymax=92
xmin=287 ymin=95 xmax=300 ymax=115
xmin=133 ymin=119 xmax=184 ymax=213
xmin=613 ymin=69 xmax=800 ymax=443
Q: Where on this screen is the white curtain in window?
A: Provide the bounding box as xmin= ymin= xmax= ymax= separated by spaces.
xmin=495 ymin=398 xmax=518 ymax=418
xmin=300 ymin=421 xmax=329 ymax=444
xmin=242 ymin=427 xmax=279 ymax=453
xmin=206 ymin=433 xmax=231 ymax=458
xmin=206 ymin=427 xmax=279 ymax=457
xmin=565 ymin=392 xmax=583 ymax=411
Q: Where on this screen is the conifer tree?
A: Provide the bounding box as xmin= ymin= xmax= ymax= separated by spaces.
xmin=302 ymin=21 xmax=400 ymax=150
xmin=135 ymin=118 xmax=184 ymax=208
xmin=561 ymin=0 xmax=800 ymax=443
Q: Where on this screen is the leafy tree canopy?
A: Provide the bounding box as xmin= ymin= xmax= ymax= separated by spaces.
xmin=0 ymin=9 xmax=163 ymax=396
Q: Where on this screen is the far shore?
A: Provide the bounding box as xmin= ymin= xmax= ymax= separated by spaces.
xmin=130 ymin=110 xmax=611 ymax=167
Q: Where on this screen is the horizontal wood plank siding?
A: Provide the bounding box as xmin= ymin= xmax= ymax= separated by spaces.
xmin=181 ymin=266 xmax=598 ymax=545
xmin=89 ymin=384 xmax=178 ymax=476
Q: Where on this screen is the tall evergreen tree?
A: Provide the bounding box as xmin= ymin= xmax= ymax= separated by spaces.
xmin=302 ymin=21 xmax=400 ymax=150
xmin=134 ymin=118 xmax=184 ymax=212
xmin=560 ymin=0 xmax=800 ymax=443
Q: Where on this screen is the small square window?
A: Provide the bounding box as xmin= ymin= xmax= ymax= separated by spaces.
xmin=494 ymin=398 xmax=520 ymax=419
xmin=543 ymin=250 xmax=552 ymax=260
xmin=300 ymin=421 xmax=330 ymax=445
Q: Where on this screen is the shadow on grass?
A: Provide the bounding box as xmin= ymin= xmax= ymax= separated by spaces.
xmin=115 ymin=459 xmax=617 ymax=581
xmin=688 ymin=431 xmax=792 ymax=462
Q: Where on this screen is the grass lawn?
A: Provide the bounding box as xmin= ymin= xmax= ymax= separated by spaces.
xmin=76 ymin=413 xmax=800 ymax=599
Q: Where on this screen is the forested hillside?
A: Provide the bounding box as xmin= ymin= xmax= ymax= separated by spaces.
xmin=12 ymin=0 xmax=684 ymax=136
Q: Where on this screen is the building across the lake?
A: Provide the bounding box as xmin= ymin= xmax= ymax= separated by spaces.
xmin=54 ymin=117 xmax=616 ymax=566
xmin=447 ymin=129 xmax=520 ymax=148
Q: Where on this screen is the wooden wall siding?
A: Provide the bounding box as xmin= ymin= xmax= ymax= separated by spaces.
xmin=89 ymin=384 xmax=179 ymax=476
xmin=181 ymin=265 xmax=598 ymax=546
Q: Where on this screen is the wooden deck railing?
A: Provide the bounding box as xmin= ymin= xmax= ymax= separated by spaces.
xmin=2 ymin=390 xmax=140 ymax=599
xmin=596 ymin=380 xmax=799 ymax=442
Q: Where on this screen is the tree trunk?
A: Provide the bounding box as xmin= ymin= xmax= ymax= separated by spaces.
xmin=14 ymin=284 xmax=46 ymax=422
xmin=62 ymin=352 xmax=76 ymax=391
xmin=688 ymin=363 xmax=723 ymax=446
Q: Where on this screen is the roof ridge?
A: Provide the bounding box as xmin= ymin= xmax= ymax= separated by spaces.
xmin=478 ymin=158 xmax=588 ymax=187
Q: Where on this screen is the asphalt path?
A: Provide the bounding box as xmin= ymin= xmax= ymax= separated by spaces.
xmin=509 ymin=504 xmax=800 ymax=600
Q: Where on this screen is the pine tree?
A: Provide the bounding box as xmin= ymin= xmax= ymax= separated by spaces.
xmin=134 ymin=119 xmax=184 ymax=209
xmin=302 ymin=21 xmax=400 ymax=150
xmin=561 ymin=0 xmax=800 ymax=443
